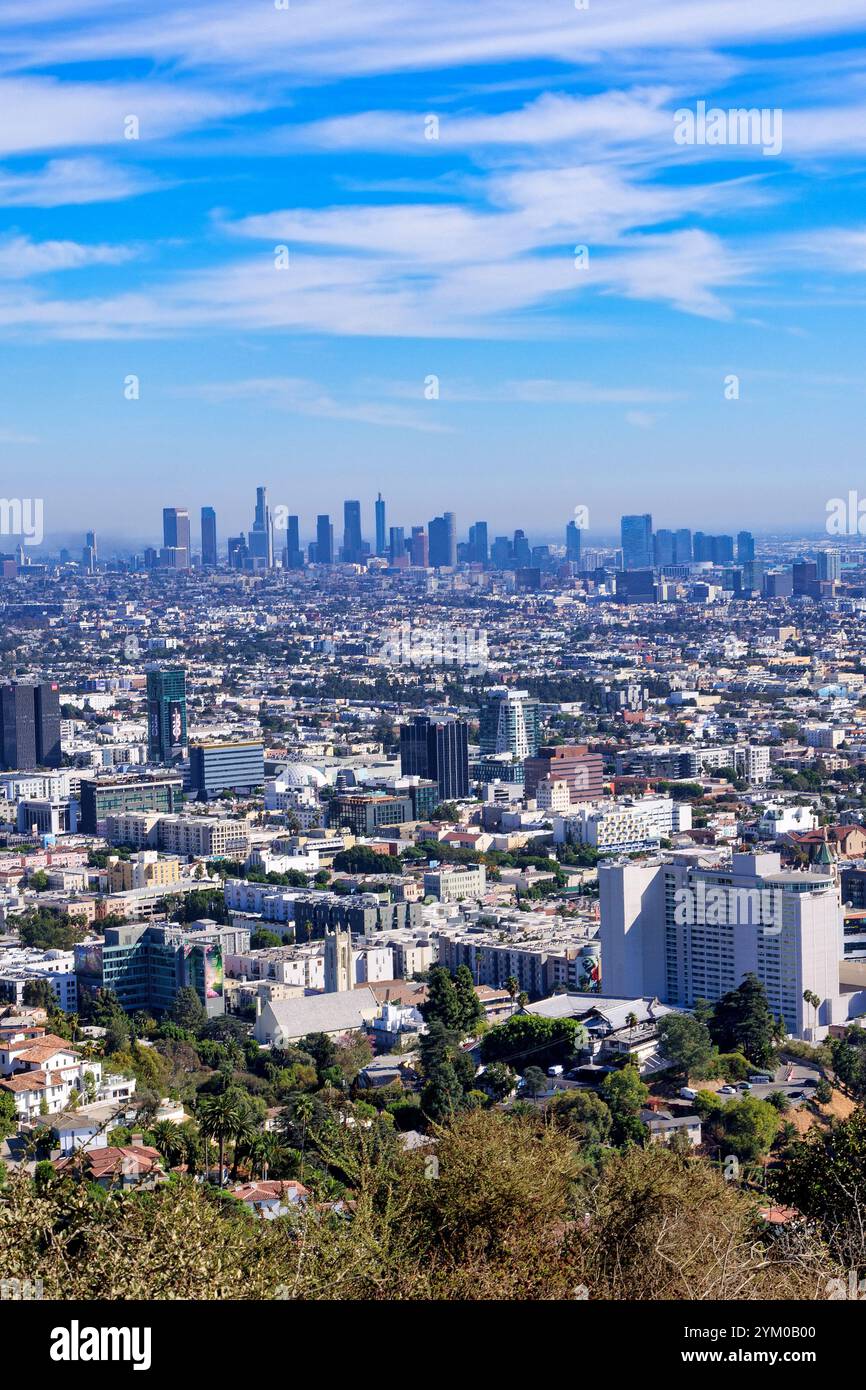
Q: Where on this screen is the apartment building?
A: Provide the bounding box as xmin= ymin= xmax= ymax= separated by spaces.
xmin=599 ymin=850 xmax=844 ymax=1040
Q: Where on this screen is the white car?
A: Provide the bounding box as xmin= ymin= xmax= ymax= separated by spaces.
xmin=719 ymin=1085 xmax=737 ymax=1095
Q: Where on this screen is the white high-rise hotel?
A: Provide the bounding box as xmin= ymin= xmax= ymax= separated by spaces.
xmin=600 ymin=850 xmax=844 ymax=1040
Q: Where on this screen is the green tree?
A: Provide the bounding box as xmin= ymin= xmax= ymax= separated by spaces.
xmin=657 ymin=1013 xmax=715 ymax=1081
xmin=21 ymin=978 xmax=58 ymax=1012
xmin=422 ymin=966 xmax=463 ymax=1032
xmin=709 ymin=974 xmax=776 ymax=1068
xmin=522 ymin=1066 xmax=547 ymax=1099
xmin=250 ymin=928 xmax=282 ymax=949
xmin=831 ymin=1026 xmax=866 ymax=1101
xmin=198 ymin=1089 xmax=244 ymax=1183
xmin=454 ymin=965 xmax=483 ymax=1035
xmin=480 ymin=1014 xmax=583 ymax=1070
xmin=0 ymin=1089 xmax=17 ymax=1140
xmin=601 ymin=1064 xmax=649 ymax=1147
xmin=479 ymin=1061 xmax=516 ymax=1102
xmin=171 ymin=987 xmax=208 ymax=1035
xmin=547 ymin=1089 xmax=613 ymax=1149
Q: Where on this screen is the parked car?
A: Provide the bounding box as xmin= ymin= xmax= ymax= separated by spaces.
xmin=679 ymin=1086 xmax=698 ymax=1100
xmin=547 ymin=1064 xmax=564 ymax=1078
xmin=737 ymin=1082 xmax=752 ymax=1091
xmin=719 ymin=1085 xmax=737 ymax=1095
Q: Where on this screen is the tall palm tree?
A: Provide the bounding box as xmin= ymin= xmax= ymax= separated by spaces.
xmin=230 ymin=1114 xmax=258 ymax=1180
xmin=198 ymin=1091 xmax=244 ymax=1185
xmin=248 ymin=1132 xmax=284 ymax=1180
xmin=803 ymin=990 xmax=821 ymax=1039
xmin=506 ymin=976 xmax=519 ymax=1015
xmin=151 ymin=1120 xmax=185 ymax=1169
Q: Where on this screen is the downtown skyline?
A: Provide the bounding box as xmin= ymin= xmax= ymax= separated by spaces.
xmin=0 ymin=2 xmax=864 ymax=534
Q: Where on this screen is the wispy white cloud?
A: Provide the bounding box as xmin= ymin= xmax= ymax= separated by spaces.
xmin=0 ymin=233 xmax=136 ymax=278
xmin=173 ymin=376 xmax=454 ymax=432
xmin=0 ymin=157 xmax=161 ymax=206
xmin=0 ymin=76 xmax=256 ymax=155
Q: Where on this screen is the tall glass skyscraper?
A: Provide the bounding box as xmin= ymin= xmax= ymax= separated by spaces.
xmin=620 ymin=514 xmax=653 ymax=569
xmin=316 ymin=514 xmax=334 ymax=564
xmin=146 ymin=668 xmax=188 ymax=764
xmin=162 ymin=507 xmax=191 ymax=569
xmin=248 ymin=486 xmax=274 ymax=569
xmin=375 ymin=493 xmax=386 ymax=556
xmin=399 ymin=715 xmax=469 ymax=800
xmin=343 ymin=499 xmax=363 ymax=563
xmin=479 ymin=688 xmax=540 ymax=758
xmin=201 ymin=506 xmax=218 ymax=567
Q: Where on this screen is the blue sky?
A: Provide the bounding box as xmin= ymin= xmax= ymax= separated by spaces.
xmin=1 ymin=0 xmax=866 ymax=549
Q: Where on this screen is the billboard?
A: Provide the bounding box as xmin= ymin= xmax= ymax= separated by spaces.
xmin=168 ymin=699 xmax=184 ymax=753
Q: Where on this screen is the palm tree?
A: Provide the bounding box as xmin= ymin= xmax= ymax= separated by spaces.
xmin=803 ymin=990 xmax=821 ymax=1039
xmin=506 ymin=976 xmax=519 ymax=1015
xmin=281 ymin=1094 xmax=316 ymax=1181
xmin=248 ymin=1132 xmax=284 ymax=1180
xmin=151 ymin=1120 xmax=185 ymax=1169
xmin=198 ymin=1091 xmax=244 ymax=1185
xmin=625 ymin=1011 xmax=639 ymax=1042
xmin=230 ymin=1114 xmax=258 ymax=1180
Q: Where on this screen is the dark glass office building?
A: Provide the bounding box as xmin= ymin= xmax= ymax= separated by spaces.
xmin=0 ymin=680 xmax=61 ymax=770
xmin=201 ymin=506 xmax=218 ymax=566
xmin=146 ymin=668 xmax=188 ymax=763
xmin=399 ymin=715 xmax=470 ymax=800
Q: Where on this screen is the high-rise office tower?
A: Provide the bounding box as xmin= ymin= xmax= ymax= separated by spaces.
xmin=315 ymin=514 xmax=334 ymax=565
xmin=227 ymin=536 xmax=248 ymax=570
xmin=0 ymin=681 xmax=61 ymax=770
xmin=162 ymin=508 xmax=191 ymax=569
xmin=479 ymin=688 xmax=540 ymax=759
xmin=674 ymin=528 xmax=693 ymax=563
xmin=201 ymin=507 xmax=218 ymax=567
xmin=343 ymin=499 xmax=363 ymax=563
xmin=428 ymin=516 xmax=449 ymax=567
xmin=712 ymin=534 xmax=734 ymax=564
xmin=444 ymin=512 xmax=457 ymax=566
xmin=410 ymin=526 xmax=428 ymax=567
xmin=565 ymin=519 xmax=582 ymax=563
xmin=793 ymin=559 xmax=818 ymax=596
xmin=248 ymin=486 xmax=274 ymax=569
xmin=284 ymin=515 xmax=303 ymax=568
xmin=599 ymin=851 xmax=842 ymax=1041
xmin=146 ymin=668 xmax=188 ymax=764
xmin=375 ymin=493 xmax=387 ymax=557
xmin=82 ymin=531 xmax=97 ymax=573
xmin=389 ymin=526 xmax=406 ymax=564
xmin=620 ymin=514 xmax=653 ymax=569
xmin=817 ymin=549 xmax=841 ymax=582
xmin=34 ymin=682 xmax=61 ymax=769
xmin=513 ymin=529 xmax=531 ymax=567
xmin=469 ymin=521 xmax=489 ymax=565
xmin=491 ymin=536 xmax=512 ymax=568
xmin=653 ymin=529 xmax=674 ymax=566
xmin=399 ymin=715 xmax=470 ymax=800
xmin=737 ymin=530 xmax=755 ymax=564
